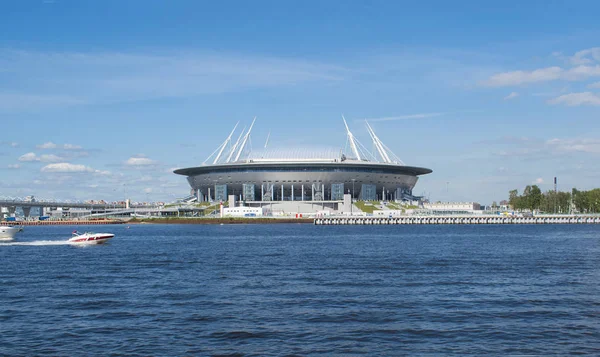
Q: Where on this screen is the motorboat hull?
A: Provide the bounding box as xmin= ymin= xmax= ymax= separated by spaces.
xmin=69 ymin=233 xmax=114 ymax=244
xmin=0 ymin=226 xmax=19 ymax=240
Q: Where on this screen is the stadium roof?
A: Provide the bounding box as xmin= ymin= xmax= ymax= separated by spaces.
xmin=200 ymin=116 xmax=414 ymax=166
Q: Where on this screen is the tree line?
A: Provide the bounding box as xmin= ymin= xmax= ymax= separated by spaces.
xmin=508 ymin=186 xmax=600 ymax=213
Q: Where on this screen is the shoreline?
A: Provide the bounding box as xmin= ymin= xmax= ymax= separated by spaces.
xmin=2 ymin=218 xmax=315 ymax=225
xmin=129 ymin=218 xmax=315 ymax=224
xmin=6 ymin=214 xmax=599 ymax=226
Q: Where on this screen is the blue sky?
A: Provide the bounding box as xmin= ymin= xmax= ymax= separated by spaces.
xmin=1 ymin=0 xmax=600 ymax=203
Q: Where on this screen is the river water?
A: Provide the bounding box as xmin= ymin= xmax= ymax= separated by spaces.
xmin=1 ymin=224 xmax=599 ymax=356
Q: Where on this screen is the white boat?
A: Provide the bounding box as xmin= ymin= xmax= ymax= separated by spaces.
xmin=0 ymin=225 xmax=20 ymax=240
xmin=69 ymin=231 xmax=114 ymax=244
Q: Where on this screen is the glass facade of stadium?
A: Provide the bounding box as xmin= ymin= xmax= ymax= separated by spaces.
xmin=174 ymin=162 xmax=432 ymax=202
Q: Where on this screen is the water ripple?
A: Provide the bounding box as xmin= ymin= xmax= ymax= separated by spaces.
xmin=1 ymin=224 xmax=599 ymax=356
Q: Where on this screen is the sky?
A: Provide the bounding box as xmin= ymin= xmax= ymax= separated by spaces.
xmin=1 ymin=0 xmax=600 ymax=204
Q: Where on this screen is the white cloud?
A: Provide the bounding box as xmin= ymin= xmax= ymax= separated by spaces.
xmin=484 ymin=47 xmax=600 ymax=87
xmin=144 ymin=188 xmax=153 ymax=193
xmin=365 ymin=112 xmax=446 ymax=122
xmin=125 ymin=157 xmax=156 ymax=166
xmin=546 ymin=138 xmax=600 ymax=154
xmin=36 ymin=142 xmax=84 ymax=150
xmin=41 ymin=162 xmax=94 ymax=173
xmin=18 ymin=152 xmax=38 ymax=162
xmin=569 ymin=47 xmax=600 ymax=65
xmin=0 ymin=141 xmax=18 ymax=147
xmin=485 ymin=66 xmax=563 ymax=87
xmin=504 ymin=92 xmax=519 ymax=100
xmin=588 ymin=81 xmax=600 ymax=89
xmin=548 ymin=92 xmax=600 ymax=106
xmin=485 ymin=65 xmax=600 ymax=87
xmin=564 ymin=65 xmax=600 ymax=80
xmin=37 ymin=142 xmax=57 ymax=149
xmin=63 ymin=143 xmax=83 ymax=150
xmin=492 ymin=136 xmax=600 ymax=159
xmin=39 ymin=154 xmax=64 ymax=162
xmin=17 ymin=152 xmax=64 ymax=162
xmin=7 ymin=164 xmax=20 ymax=169
xmin=534 ymin=178 xmax=544 ymax=184
xmin=160 ymin=182 xmax=182 ymax=188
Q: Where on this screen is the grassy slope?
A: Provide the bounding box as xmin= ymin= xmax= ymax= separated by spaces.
xmin=354 ymin=201 xmax=380 ymax=214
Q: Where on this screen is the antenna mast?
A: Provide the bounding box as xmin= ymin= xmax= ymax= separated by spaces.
xmin=365 ymin=120 xmax=391 ymax=163
xmin=342 ymin=115 xmax=361 ymax=161
xmin=213 ymin=122 xmax=239 ymax=164
xmin=226 ymin=126 xmax=246 ymax=163
xmin=234 ymin=116 xmax=257 ymax=162
xmin=264 ymin=130 xmax=271 ymax=148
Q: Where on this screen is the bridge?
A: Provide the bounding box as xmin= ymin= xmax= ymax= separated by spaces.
xmin=0 ymin=195 xmax=131 ymax=219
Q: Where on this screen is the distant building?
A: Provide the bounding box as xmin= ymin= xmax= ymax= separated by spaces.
xmin=373 ymin=210 xmax=404 ymax=217
xmin=423 ymin=202 xmax=481 ymax=214
xmin=223 ymin=206 xmax=263 ymax=217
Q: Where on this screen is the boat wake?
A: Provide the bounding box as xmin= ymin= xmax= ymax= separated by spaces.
xmin=0 ymin=240 xmax=75 ymax=246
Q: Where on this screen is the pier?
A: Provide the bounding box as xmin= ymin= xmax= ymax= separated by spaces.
xmin=314 ymin=215 xmax=600 ymax=225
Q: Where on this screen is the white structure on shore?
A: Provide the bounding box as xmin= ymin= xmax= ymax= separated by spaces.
xmin=222 ymin=206 xmax=263 ymax=217
xmin=423 ymin=202 xmax=481 ymax=213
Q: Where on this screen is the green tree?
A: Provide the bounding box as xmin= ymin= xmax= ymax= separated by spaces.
xmin=529 ymin=185 xmax=542 ymax=210
xmin=508 ymin=186 xmax=600 ymax=213
xmin=540 ymin=190 xmax=571 ymax=213
xmin=573 ymin=188 xmax=588 ymax=212
xmin=588 ymin=189 xmax=600 ymax=212
xmin=508 ymin=189 xmax=520 ymax=210
xmin=556 ymin=191 xmax=571 ymax=213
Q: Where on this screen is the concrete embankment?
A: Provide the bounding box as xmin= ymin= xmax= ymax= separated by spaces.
xmin=4 ymin=220 xmax=126 ymax=226
xmin=129 ymin=217 xmax=314 ymax=224
xmin=315 ymin=215 xmax=600 ymax=225
xmin=3 ymin=218 xmax=315 ymax=225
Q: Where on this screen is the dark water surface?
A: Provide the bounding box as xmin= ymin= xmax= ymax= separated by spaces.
xmin=1 ymin=224 xmax=600 ymax=356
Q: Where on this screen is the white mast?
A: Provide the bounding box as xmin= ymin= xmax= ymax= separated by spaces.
xmin=234 ymin=116 xmax=257 ymax=162
xmin=365 ymin=120 xmax=391 ymax=163
xmin=342 ymin=115 xmax=361 ymax=161
xmin=264 ymin=130 xmax=270 ymax=148
xmin=226 ymin=126 xmax=246 ymax=163
xmin=213 ymin=122 xmax=239 ymax=164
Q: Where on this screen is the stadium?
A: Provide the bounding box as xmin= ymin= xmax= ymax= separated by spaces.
xmin=174 ymin=117 xmax=432 ymax=209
